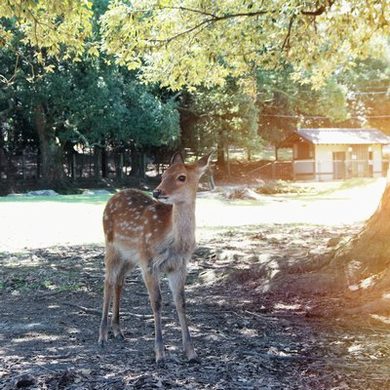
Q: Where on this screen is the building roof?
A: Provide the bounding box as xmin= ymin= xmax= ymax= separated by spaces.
xmin=280 ymin=128 xmax=390 ymax=147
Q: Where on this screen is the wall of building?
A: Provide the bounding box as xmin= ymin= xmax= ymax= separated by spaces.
xmin=293 ymin=143 xmax=384 ymax=181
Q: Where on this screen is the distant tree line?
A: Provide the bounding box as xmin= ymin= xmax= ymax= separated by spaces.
xmin=0 ymin=1 xmax=388 ymax=193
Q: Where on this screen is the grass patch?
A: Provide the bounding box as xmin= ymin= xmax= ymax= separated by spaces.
xmin=0 ymin=193 xmax=112 ymax=205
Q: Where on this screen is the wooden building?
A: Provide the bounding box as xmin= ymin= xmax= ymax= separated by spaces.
xmin=279 ymin=128 xmax=390 ymax=181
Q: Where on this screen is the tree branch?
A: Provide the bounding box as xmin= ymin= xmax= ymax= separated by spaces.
xmin=150 ymin=9 xmax=269 ymax=44
xmin=282 ymin=16 xmax=296 ymax=51
xmin=149 ymin=2 xmax=336 ymax=46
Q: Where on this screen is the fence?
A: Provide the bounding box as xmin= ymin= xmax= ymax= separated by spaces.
xmin=0 ymin=147 xmax=164 ymax=191
xmin=255 ymin=159 xmax=389 ymax=181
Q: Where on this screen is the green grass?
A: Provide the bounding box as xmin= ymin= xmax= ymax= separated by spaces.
xmin=0 ymin=193 xmax=112 ymax=204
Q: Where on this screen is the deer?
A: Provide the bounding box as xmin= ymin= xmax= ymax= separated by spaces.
xmin=98 ymin=152 xmax=211 ymax=364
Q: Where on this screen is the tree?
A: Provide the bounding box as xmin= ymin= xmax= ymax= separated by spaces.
xmin=0 ymin=0 xmax=93 ymax=61
xmin=335 ymin=57 xmax=390 ymax=133
xmin=181 ymin=81 xmax=261 ymax=170
xmin=257 ymin=67 xmax=349 ymax=153
xmin=0 ymin=1 xmax=180 ymax=184
xmin=100 ymin=0 xmax=388 ymax=90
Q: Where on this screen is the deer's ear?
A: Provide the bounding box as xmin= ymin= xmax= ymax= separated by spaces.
xmin=196 ymin=152 xmax=213 ymax=175
xmin=170 ymin=152 xmax=184 ymax=165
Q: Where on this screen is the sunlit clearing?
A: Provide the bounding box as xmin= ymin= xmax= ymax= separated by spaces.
xmin=197 ymin=178 xmax=387 ymax=230
xmin=0 ymin=178 xmax=386 ymax=251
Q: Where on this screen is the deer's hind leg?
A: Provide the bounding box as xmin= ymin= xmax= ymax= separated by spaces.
xmin=99 ymin=245 xmax=131 ymax=345
xmin=142 ymin=268 xmax=165 ymax=363
xmin=111 ymin=260 xmax=133 ymax=340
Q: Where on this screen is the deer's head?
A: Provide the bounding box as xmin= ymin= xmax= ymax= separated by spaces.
xmin=153 ymin=152 xmax=212 ymax=205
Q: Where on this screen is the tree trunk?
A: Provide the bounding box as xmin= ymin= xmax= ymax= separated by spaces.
xmin=93 ymin=146 xmax=102 ymax=179
xmin=130 ymin=144 xmax=145 ymax=179
xmin=116 ymin=152 xmax=124 ymax=179
xmin=331 ymin=178 xmax=390 ymax=287
xmin=217 ymin=139 xmax=226 ymax=171
xmin=265 ymin=176 xmax=390 ymax=312
xmin=34 ymin=104 xmax=64 ymax=185
xmin=101 ymin=147 xmax=108 ymax=178
xmin=226 ymin=145 xmax=231 ymax=179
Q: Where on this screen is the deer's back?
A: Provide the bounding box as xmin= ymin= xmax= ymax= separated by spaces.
xmin=103 ymin=189 xmax=174 ymax=266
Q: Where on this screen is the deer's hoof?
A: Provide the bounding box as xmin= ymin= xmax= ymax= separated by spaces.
xmin=155 ymin=350 xmax=166 ymax=367
xmin=187 ymin=353 xmax=200 ymax=363
xmin=156 ymin=358 xmax=166 ymax=368
xmin=113 ymin=330 xmax=125 ymax=340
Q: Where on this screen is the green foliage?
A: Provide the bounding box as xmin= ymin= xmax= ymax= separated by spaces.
xmin=1 ymin=1 xmax=388 ymax=92
xmin=100 ymin=0 xmax=389 ymax=90
xmin=120 ymin=80 xmax=180 ymax=148
xmin=182 ymin=80 xmax=262 ymax=157
xmin=336 ymin=56 xmax=390 ymax=133
xmin=1 ymin=0 xmax=388 ymax=174
xmin=0 ymin=0 xmax=93 ymax=61
xmin=257 ymin=66 xmax=349 ymax=146
xmin=0 ymin=21 xmax=180 ymax=153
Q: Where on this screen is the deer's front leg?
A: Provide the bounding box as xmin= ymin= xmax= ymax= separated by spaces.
xmin=168 ymin=267 xmax=197 ymax=361
xmin=142 ymin=270 xmax=165 ymax=363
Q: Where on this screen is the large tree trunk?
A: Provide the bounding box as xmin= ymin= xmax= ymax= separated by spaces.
xmin=130 ymin=144 xmax=145 ymax=179
xmin=34 ymin=104 xmax=64 ymax=185
xmin=266 ymin=176 xmax=390 ymax=314
xmin=330 ymin=178 xmax=390 ymax=296
xmin=318 ymin=178 xmax=390 ymax=314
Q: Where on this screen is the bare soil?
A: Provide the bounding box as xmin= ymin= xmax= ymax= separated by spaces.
xmin=1 ymin=223 xmax=390 ymax=389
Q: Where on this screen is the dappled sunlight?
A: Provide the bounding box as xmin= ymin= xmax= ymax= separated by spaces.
xmin=274 ymin=303 xmax=302 ymax=311
xmin=12 ymin=333 xmax=62 ymax=344
xmin=371 ymin=315 xmax=390 ymax=325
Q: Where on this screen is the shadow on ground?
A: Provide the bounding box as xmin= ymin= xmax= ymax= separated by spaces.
xmin=1 ymin=225 xmax=389 ymax=389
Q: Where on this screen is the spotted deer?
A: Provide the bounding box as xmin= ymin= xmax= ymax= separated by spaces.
xmin=98 ymin=152 xmax=211 ymax=363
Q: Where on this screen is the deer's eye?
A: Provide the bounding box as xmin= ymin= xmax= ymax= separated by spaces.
xmin=177 ymin=175 xmax=186 ymax=182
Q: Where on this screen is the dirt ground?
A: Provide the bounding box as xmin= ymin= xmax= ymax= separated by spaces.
xmin=1 ymin=180 xmax=390 ymax=389
xmin=1 ymin=223 xmax=390 ymax=389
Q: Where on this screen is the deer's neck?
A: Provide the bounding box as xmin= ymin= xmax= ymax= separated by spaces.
xmin=171 ymin=201 xmax=196 ymax=252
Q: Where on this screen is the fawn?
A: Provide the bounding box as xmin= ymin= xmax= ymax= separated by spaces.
xmin=98 ymin=152 xmax=211 ymax=363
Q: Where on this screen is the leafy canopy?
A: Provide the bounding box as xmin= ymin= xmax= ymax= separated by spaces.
xmin=100 ymin=0 xmax=389 ymax=90
xmin=0 ymin=1 xmax=93 ymax=61
xmin=2 ymin=1 xmax=388 ymax=90
xmin=187 ymin=82 xmax=261 ymax=154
